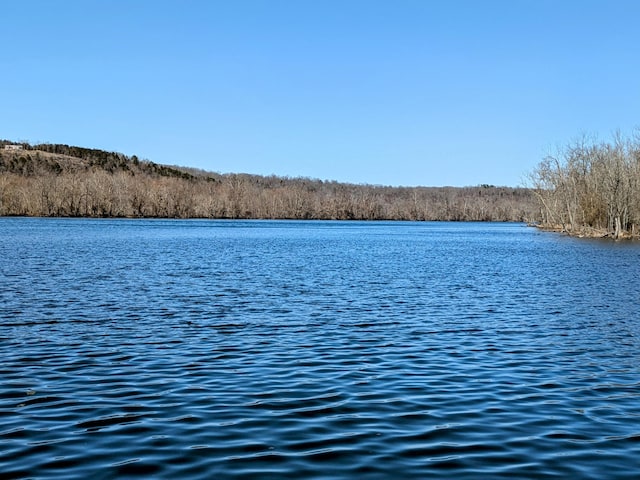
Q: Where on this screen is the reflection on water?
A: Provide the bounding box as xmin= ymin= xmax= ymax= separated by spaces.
xmin=1 ymin=219 xmax=640 ymax=479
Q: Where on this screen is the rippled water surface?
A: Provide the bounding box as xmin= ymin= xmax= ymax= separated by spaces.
xmin=2 ymin=218 xmax=640 ymax=479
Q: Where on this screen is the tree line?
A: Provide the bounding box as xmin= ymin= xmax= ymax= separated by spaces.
xmin=0 ymin=140 xmax=538 ymax=221
xmin=528 ymin=132 xmax=640 ymax=238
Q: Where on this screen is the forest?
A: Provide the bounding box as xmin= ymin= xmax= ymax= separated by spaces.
xmin=0 ymin=140 xmax=538 ymax=222
xmin=528 ymin=132 xmax=640 ymax=238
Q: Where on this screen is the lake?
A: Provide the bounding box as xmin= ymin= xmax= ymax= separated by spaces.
xmin=1 ymin=218 xmax=640 ymax=479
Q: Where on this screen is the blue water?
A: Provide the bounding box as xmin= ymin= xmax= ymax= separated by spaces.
xmin=1 ymin=218 xmax=640 ymax=479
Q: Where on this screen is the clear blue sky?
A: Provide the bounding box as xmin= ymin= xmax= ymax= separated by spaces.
xmin=2 ymin=1 xmax=639 ymax=187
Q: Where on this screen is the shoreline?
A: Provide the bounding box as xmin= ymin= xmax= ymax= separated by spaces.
xmin=532 ymin=223 xmax=639 ymax=240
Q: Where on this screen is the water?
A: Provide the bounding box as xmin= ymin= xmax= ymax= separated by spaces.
xmin=1 ymin=218 xmax=640 ymax=479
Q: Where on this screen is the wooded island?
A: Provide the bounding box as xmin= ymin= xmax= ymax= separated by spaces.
xmin=0 ymin=141 xmax=536 ymax=222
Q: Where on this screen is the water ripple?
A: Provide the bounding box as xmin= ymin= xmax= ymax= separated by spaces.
xmin=2 ymin=219 xmax=640 ymax=479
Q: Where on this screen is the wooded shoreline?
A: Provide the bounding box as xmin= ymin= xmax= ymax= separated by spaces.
xmin=528 ymin=132 xmax=640 ymax=239
xmin=5 ymin=136 xmax=639 ymax=239
xmin=0 ymin=141 xmax=537 ymax=222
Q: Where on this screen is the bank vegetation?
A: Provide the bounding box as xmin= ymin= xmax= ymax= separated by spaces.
xmin=0 ymin=140 xmax=537 ymax=221
xmin=528 ymin=132 xmax=640 ymax=239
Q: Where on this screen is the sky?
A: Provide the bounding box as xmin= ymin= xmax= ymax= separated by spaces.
xmin=2 ymin=0 xmax=639 ymax=187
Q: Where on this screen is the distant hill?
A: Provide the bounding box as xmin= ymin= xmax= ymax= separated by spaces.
xmin=0 ymin=140 xmax=538 ymax=221
xmin=0 ymin=141 xmax=199 ymax=179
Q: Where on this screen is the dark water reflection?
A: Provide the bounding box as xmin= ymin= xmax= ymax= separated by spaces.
xmin=2 ymin=219 xmax=640 ymax=479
